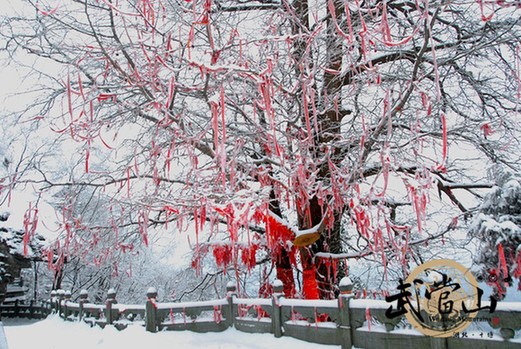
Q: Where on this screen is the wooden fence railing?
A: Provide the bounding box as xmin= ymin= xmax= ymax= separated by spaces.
xmin=48 ymin=280 xmax=521 ymax=349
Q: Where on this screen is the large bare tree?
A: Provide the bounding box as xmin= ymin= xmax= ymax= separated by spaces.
xmin=1 ymin=0 xmax=521 ymax=298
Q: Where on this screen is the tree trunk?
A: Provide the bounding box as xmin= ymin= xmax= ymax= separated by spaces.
xmin=53 ymin=268 xmax=64 ymax=290
xmin=270 ymin=190 xmax=296 ymax=297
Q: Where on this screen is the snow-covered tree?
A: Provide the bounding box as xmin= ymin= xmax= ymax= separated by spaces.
xmin=1 ymin=0 xmax=521 ymax=299
xmin=470 ymin=170 xmax=521 ymax=300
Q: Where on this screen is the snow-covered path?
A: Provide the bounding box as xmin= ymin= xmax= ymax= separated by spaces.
xmin=3 ymin=315 xmax=340 ymax=349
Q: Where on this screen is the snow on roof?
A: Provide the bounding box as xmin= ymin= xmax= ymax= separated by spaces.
xmin=0 ymin=190 xmax=56 ymax=258
xmin=0 ymin=229 xmax=44 ymax=259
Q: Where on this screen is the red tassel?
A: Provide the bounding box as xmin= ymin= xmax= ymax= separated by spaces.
xmin=276 ymin=267 xmax=296 ymax=298
xmin=241 ymin=244 xmax=257 ymax=271
xmin=302 ymin=269 xmax=319 ymax=299
xmin=213 ymin=244 xmax=232 ymax=270
xmin=265 ymin=213 xmax=295 ymax=249
xmin=498 ymin=243 xmax=508 ymax=277
xmin=365 ymin=307 xmax=372 ymax=331
xmin=213 ymin=305 xmax=222 ymax=324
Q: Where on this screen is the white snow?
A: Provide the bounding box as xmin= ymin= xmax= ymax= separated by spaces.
xmin=272 ymin=279 xmax=283 ymax=288
xmin=339 ymin=277 xmax=353 ymax=287
xmin=158 ymin=298 xmax=228 ymax=309
xmin=233 ymin=297 xmax=272 ymax=306
xmin=279 ymin=298 xmax=338 ymax=308
xmin=495 ymin=301 xmax=521 ymax=312
xmin=2 ymin=315 xmax=341 ymax=349
xmin=350 ymin=299 xmax=390 ymax=309
xmin=113 ymin=304 xmax=146 ymax=311
xmin=284 ymin=320 xmax=337 ymax=328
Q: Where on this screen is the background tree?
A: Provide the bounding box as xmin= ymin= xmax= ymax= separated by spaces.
xmin=1 ymin=0 xmax=520 ymax=299
xmin=470 ymin=169 xmax=521 ymax=300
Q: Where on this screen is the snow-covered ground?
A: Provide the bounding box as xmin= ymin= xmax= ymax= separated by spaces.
xmin=2 ymin=315 xmax=340 ymax=349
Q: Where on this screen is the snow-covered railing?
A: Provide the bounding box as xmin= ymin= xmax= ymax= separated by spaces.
xmin=49 ymin=282 xmax=521 ymax=349
xmin=0 ymin=299 xmax=51 ymax=319
xmin=51 ymin=289 xmax=146 ymax=330
xmin=346 ymin=298 xmax=521 ymax=349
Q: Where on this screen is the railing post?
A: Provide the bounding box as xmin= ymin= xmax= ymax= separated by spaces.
xmin=338 ymin=277 xmax=354 ymax=349
xmin=44 ymin=298 xmax=52 ymax=316
xmin=29 ymin=300 xmax=35 ymax=319
xmin=57 ymin=290 xmax=65 ymax=318
xmin=63 ymin=290 xmax=72 ymax=319
xmin=145 ymin=287 xmax=158 ymax=333
xmin=14 ymin=300 xmax=19 ymax=318
xmin=271 ymin=279 xmax=284 ymax=338
xmin=78 ymin=290 xmax=89 ymax=321
xmin=105 ymin=288 xmax=117 ymax=325
xmin=50 ymin=290 xmax=57 ymax=314
xmin=225 ymin=281 xmax=237 ymax=328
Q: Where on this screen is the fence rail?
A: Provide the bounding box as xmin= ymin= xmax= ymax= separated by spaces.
xmin=0 ymin=300 xmax=51 ymax=319
xmin=47 ymin=281 xmax=521 ymax=349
